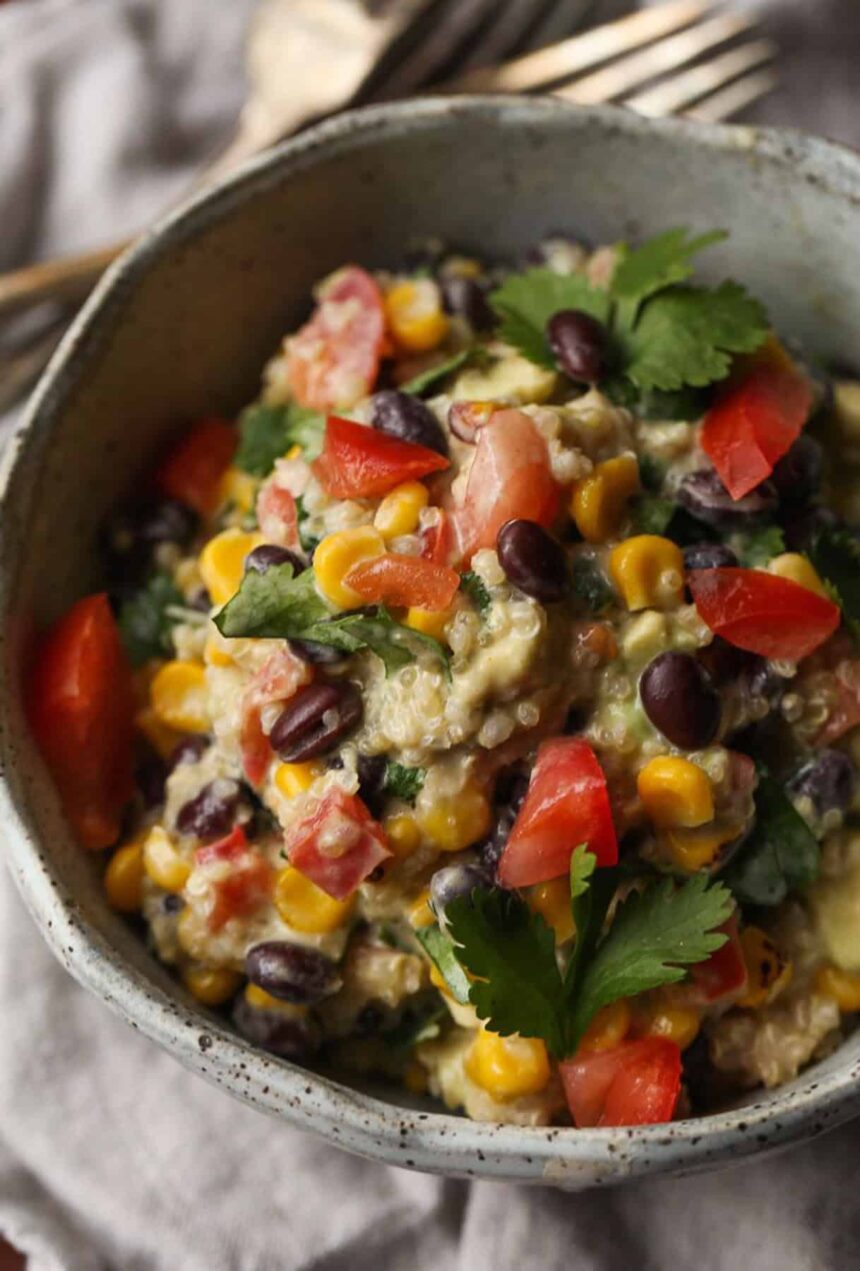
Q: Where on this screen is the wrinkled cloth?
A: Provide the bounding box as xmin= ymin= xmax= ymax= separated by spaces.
xmin=3 ymin=2 xmax=860 ymax=1268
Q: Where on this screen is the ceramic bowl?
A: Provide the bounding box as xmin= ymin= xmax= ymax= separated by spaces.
xmin=3 ymin=97 xmax=860 ymax=1189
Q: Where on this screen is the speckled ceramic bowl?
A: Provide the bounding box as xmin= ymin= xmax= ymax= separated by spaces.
xmin=3 ymin=97 xmax=860 ymax=1187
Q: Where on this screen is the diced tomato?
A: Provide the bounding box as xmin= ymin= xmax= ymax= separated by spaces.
xmin=453 ymin=409 xmax=560 ymax=563
xmin=687 ymin=915 xmax=748 ymax=1004
xmin=285 ymin=788 xmax=391 ymax=900
xmin=256 ymin=480 xmax=299 ymax=550
xmin=498 ymin=738 xmax=618 ymax=888
xmin=421 ymin=509 xmax=454 ymax=567
xmin=688 ymin=568 xmax=840 ymax=662
xmin=195 ymin=826 xmax=274 ymax=931
xmin=701 ymin=342 xmax=813 ymax=500
xmin=155 ymin=418 xmax=236 ymax=515
xmin=344 ymin=553 xmax=460 ymax=611
xmin=27 ymin=594 xmax=134 ymax=850
xmin=313 ymin=416 xmax=449 ymax=499
xmin=560 ymin=1038 xmax=682 ymax=1128
xmin=286 ymin=266 xmax=386 ymax=412
xmin=240 ymin=646 xmax=312 ymax=786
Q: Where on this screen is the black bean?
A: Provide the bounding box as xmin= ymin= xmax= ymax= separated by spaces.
xmin=105 ymin=498 xmax=198 ymax=570
xmin=497 ymin=519 xmax=569 ymax=603
xmin=176 ymin=777 xmax=245 ymax=841
xmin=187 ymin=586 xmax=212 ymax=612
xmin=270 ymin=681 xmax=362 ymax=762
xmin=245 ymin=941 xmax=341 ymax=1005
xmin=168 ymin=735 xmax=209 ymax=771
xmin=288 ymin=638 xmax=347 ymax=667
xmin=640 ymin=651 xmax=721 ymax=750
xmin=233 ymin=994 xmax=321 ymax=1059
xmin=245 ymin=544 xmax=306 ymax=576
xmin=371 ymin=390 xmax=448 ymax=456
xmin=683 ymin=542 xmax=739 ymax=573
xmin=782 ymin=504 xmax=839 ymax=552
xmin=440 ymin=275 xmax=495 ymax=331
xmin=771 ymin=434 xmax=822 ymax=507
xmin=696 ymin=636 xmax=759 ymax=685
xmin=356 ymin=753 xmax=388 ymax=818
xmin=430 ymin=863 xmax=491 ymax=918
xmin=546 ymin=309 xmax=606 ymax=383
xmin=136 ymin=754 xmax=167 ymax=808
xmin=677 ymin=469 xmax=777 ymax=531
xmin=787 ymin=749 xmax=857 ymax=818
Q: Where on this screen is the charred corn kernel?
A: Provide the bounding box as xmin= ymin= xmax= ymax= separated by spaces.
xmin=738 ymin=926 xmax=793 ymax=1008
xmin=314 ymin=525 xmax=386 ymax=608
xmin=104 ymin=838 xmax=145 ymax=912
xmin=571 ymin=454 xmax=640 ymax=543
xmin=244 ymin=983 xmax=308 ymax=1017
xmin=638 ymin=756 xmax=714 ymax=829
xmin=183 ymin=965 xmax=241 ymax=1007
xmin=528 ymin=878 xmax=575 ymax=943
xmin=409 ymin=889 xmax=435 ymax=929
xmin=385 ymin=279 xmax=449 ymax=353
xmin=274 ymin=865 xmax=354 ymax=934
xmin=274 ymin=761 xmax=322 ymax=799
xmin=465 ymin=1030 xmax=551 ymax=1100
xmin=134 ymin=705 xmax=184 ymax=760
xmin=768 ymin=552 xmax=830 ymax=598
xmin=404 ymin=606 xmax=451 ymax=642
xmin=384 ymin=814 xmax=422 ymax=858
xmin=580 ymin=999 xmax=632 ymax=1052
xmin=198 ymin=528 xmax=264 ymax=606
xmin=204 ymin=634 xmax=234 ymax=668
xmin=661 ymin=822 xmax=741 ymax=873
xmin=637 ymin=1004 xmax=701 ymax=1051
xmin=815 ymin=963 xmax=860 ymax=1012
xmin=150 ymin=660 xmax=209 ymax=733
xmin=417 ymin=786 xmax=492 ymax=853
xmin=374 ymin=481 xmax=430 ymax=539
xmin=609 ymin=535 xmax=685 ymax=611
xmin=404 ymin=1061 xmax=429 ymax=1095
xmin=143 ymin=825 xmax=191 ymax=893
xmin=217 ymin=465 xmax=257 ymax=515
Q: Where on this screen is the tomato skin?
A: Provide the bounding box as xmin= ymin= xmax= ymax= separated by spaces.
xmin=344 ymin=553 xmax=460 ymax=610
xmin=286 ymin=266 xmax=386 ymax=412
xmin=240 ymin=647 xmax=311 ymax=786
xmin=285 ymin=788 xmax=391 ymax=900
xmin=27 ymin=594 xmax=134 ymax=850
xmin=421 ymin=510 xmax=455 ymax=566
xmin=313 ymin=416 xmax=449 ymax=499
xmin=256 ymin=480 xmax=299 ymax=550
xmin=689 ymin=567 xmax=840 ymax=662
xmin=498 ymin=738 xmax=618 ymax=888
xmin=195 ymin=826 xmax=274 ymax=932
xmin=701 ymin=344 xmax=813 ymax=500
xmin=156 ymin=418 xmax=236 ymax=515
xmin=560 ymin=1038 xmax=682 ymax=1128
xmin=453 ymin=409 xmax=560 ymax=563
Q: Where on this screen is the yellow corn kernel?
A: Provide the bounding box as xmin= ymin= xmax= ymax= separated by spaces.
xmin=404 ymin=1061 xmax=429 ymax=1095
xmin=768 ymin=552 xmax=830 ymax=599
xmin=570 ymin=454 xmax=640 ymax=544
xmin=274 ymin=761 xmax=322 ymax=799
xmin=384 ymin=814 xmax=422 ymax=858
xmin=374 ymin=481 xmax=430 ymax=539
xmin=636 ymin=1003 xmax=701 ymax=1051
xmin=104 ymin=838 xmax=145 ymax=912
xmin=528 ymin=878 xmax=576 ymax=943
xmin=404 ymin=606 xmax=451 ymax=642
xmin=417 ymin=786 xmax=492 ymax=854
xmin=150 ymin=660 xmax=209 ymax=733
xmin=143 ymin=825 xmax=191 ymax=893
xmin=217 ymin=466 xmax=257 ymax=515
xmin=815 ymin=963 xmax=860 ymax=1012
xmin=609 ymin=535 xmax=685 ymax=611
xmin=244 ymin=983 xmax=308 ymax=1017
xmin=580 ymin=999 xmax=632 ymax=1052
xmin=183 ymin=965 xmax=241 ymax=1007
xmin=429 ymin=962 xmax=448 ymax=994
xmin=204 ymin=634 xmax=234 ymax=668
xmin=638 ymin=756 xmax=714 ymax=829
xmin=385 ymin=279 xmax=450 ymax=353
xmin=284 ymin=444 xmax=302 ymax=462
xmin=134 ymin=705 xmax=184 ymax=760
xmin=465 ymin=1030 xmax=551 ymax=1100
xmin=176 ymin=908 xmax=200 ymax=957
xmin=274 ymin=865 xmax=354 ymax=935
xmin=408 ymin=888 xmax=435 ymax=929
xmin=314 ymin=526 xmax=386 ymax=608
xmin=198 ymin=528 xmax=264 ymax=606
xmin=661 ymin=822 xmax=741 ymax=873
xmin=738 ymin=926 xmax=793 ymax=1008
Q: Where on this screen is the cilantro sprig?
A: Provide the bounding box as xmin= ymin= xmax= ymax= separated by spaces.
xmin=724 ymin=770 xmax=819 ymax=907
xmin=235 ymin=401 xmax=325 ymax=477
xmin=117 ymin=572 xmax=185 ymax=666
xmin=489 ymin=228 xmax=769 ymax=397
xmin=807 ymin=524 xmax=860 ymax=639
xmin=459 ymin=570 xmax=492 ymax=617
xmin=384 ymin=762 xmax=425 ymax=803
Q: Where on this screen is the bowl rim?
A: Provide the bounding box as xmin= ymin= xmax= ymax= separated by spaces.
xmin=4 ymin=94 xmax=860 ymax=1184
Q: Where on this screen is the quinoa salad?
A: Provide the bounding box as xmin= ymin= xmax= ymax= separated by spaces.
xmin=27 ymin=228 xmax=860 ymax=1129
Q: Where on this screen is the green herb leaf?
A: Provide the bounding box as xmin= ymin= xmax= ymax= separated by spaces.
xmin=460 ymin=569 xmax=492 ymax=617
xmin=382 ymin=999 xmax=447 ymax=1052
xmin=401 ymin=350 xmax=472 ymax=397
xmin=735 ymin=524 xmax=787 ymax=568
xmin=572 ymin=555 xmax=615 ymax=613
xmin=637 ymin=452 xmax=668 ymax=493
xmin=295 ymin=495 xmax=322 ymax=556
xmin=563 ymin=850 xmax=618 ymax=1003
xmin=569 ymin=843 xmax=596 ymax=900
xmin=631 ymin=494 xmax=676 ymax=536
xmin=807 ymin=525 xmax=860 ymax=637
xmin=117 ymin=572 xmax=185 ymax=666
xmin=384 ymin=762 xmax=426 ymax=804
xmin=612 ymin=228 xmax=727 ymax=324
xmin=446 ymin=889 xmax=568 ymax=1058
xmin=724 ymin=771 xmax=819 ymax=906
xmin=415 ymin=924 xmax=472 ymax=1005
xmin=489 ymin=269 xmax=611 ymax=369
xmin=235 ymin=402 xmax=325 ymax=476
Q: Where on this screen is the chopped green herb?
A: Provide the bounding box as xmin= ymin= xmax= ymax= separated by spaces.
xmin=724 ymin=771 xmax=819 ymax=907
xmin=735 ymin=524 xmax=787 ymax=568
xmin=460 ymin=569 xmax=492 ymax=617
xmin=630 ymin=494 xmax=676 ymax=536
xmin=401 ymin=350 xmax=472 ymax=396
xmin=235 ymin=401 xmax=325 ymax=477
xmin=572 ymin=555 xmax=614 ymax=613
xmin=117 ymin=572 xmax=184 ymax=666
xmin=415 ymin=924 xmax=471 ymax=1005
xmin=637 ymin=452 xmax=668 ymax=493
xmin=384 ymin=762 xmax=426 ymax=804
xmin=807 ymin=525 xmax=860 ymax=638
xmin=489 ymin=269 xmax=610 ymax=369
xmin=382 ymin=1000 xmax=447 ymax=1052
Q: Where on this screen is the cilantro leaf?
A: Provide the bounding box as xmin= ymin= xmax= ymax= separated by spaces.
xmin=724 ymin=771 xmax=819 ymax=906
xmin=567 ymin=874 xmax=733 ymax=1050
xmin=735 ymin=524 xmax=786 ymax=568
xmin=401 ymin=350 xmax=472 ymax=396
xmin=384 ymin=762 xmax=425 ymax=803
xmin=572 ymin=555 xmax=614 ymax=613
xmin=235 ymin=401 xmax=325 ymax=476
xmin=612 ymin=228 xmax=727 ymax=324
xmin=117 ymin=572 xmax=184 ymax=666
xmin=807 ymin=525 xmax=860 ymax=637
xmin=570 ymin=843 xmax=596 ymax=899
xmin=460 ymin=569 xmax=491 ymax=617
xmin=415 ymin=924 xmax=471 ymax=1005
xmin=563 ymin=850 xmax=618 ymax=1004
xmin=446 ymin=889 xmax=568 ymax=1058
xmin=621 ymin=283 xmax=769 ymax=393
xmin=489 ymin=269 xmax=611 ymax=369
xmin=631 ymin=494 xmax=676 ymax=536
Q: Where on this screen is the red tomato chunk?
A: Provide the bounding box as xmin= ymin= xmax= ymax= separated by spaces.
xmin=285 ymin=788 xmax=392 ymax=900
xmin=313 ymin=416 xmax=449 ymax=499
xmin=156 ymin=417 xmax=236 ymax=515
xmin=689 ymin=567 xmax=840 ymax=662
xmin=195 ymin=826 xmax=274 ymax=932
xmin=344 ymin=553 xmax=460 ymax=611
xmin=286 ymin=266 xmax=386 ymax=412
xmin=560 ymin=1038 xmax=682 ymax=1128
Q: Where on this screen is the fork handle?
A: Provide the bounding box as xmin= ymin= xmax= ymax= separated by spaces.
xmin=0 ymin=242 xmax=130 ymax=321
